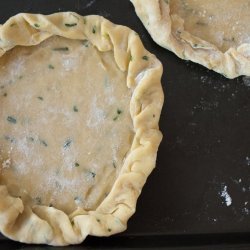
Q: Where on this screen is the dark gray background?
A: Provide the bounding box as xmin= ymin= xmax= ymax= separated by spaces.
xmin=0 ymin=0 xmax=250 ymax=249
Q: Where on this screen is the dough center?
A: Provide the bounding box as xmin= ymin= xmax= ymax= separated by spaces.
xmin=0 ymin=36 xmax=134 ymax=214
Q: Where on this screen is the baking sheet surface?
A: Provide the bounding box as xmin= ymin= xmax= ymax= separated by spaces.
xmin=0 ymin=0 xmax=250 ymax=248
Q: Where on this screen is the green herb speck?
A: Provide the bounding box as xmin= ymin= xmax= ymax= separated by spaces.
xmin=3 ymin=93 xmax=7 ymax=97
xmin=4 ymin=135 xmax=15 ymax=143
xmin=196 ymin=21 xmax=207 ymax=26
xmin=35 ymin=197 xmax=42 ymax=204
xmin=27 ymin=136 xmax=34 ymax=142
xmin=83 ymin=17 xmax=87 ymax=24
xmin=7 ymin=116 xmax=17 ymax=124
xmin=108 ymin=228 xmax=112 ymax=232
xmin=73 ymin=105 xmax=78 ymax=112
xmin=92 ymin=26 xmax=96 ymax=34
xmin=103 ymin=33 xmax=109 ymax=39
xmin=34 ymin=23 xmax=40 ymax=28
xmin=90 ymin=171 xmax=96 ymax=178
xmin=82 ymin=39 xmax=89 ymax=47
xmin=142 ymin=55 xmax=149 ymax=61
xmin=74 ymin=196 xmax=81 ymax=202
xmin=48 ymin=64 xmax=55 ymax=69
xmin=10 ymin=23 xmax=16 ymax=27
xmin=223 ymin=37 xmax=235 ymax=42
xmin=65 ymin=23 xmax=77 ymax=27
xmin=52 ymin=47 xmax=69 ymax=51
xmin=18 ymin=75 xmax=23 ymax=79
xmin=130 ymin=54 xmax=133 ymax=61
xmin=113 ymin=109 xmax=123 ymax=121
xmin=40 ymin=139 xmax=48 ymax=147
xmin=87 ymin=171 xmax=96 ymax=178
xmin=37 ymin=96 xmax=43 ymax=101
xmin=113 ymin=161 xmax=117 ymax=168
xmin=64 ymin=139 xmax=72 ymax=149
xmin=97 ymin=219 xmax=101 ymax=223
xmin=75 ymin=162 xmax=80 ymax=167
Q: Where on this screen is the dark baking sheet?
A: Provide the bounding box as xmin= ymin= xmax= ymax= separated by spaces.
xmin=1 ymin=0 xmax=250 ymax=249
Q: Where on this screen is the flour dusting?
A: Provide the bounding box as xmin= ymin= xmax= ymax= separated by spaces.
xmin=2 ymin=159 xmax=11 ymax=169
xmin=220 ymin=185 xmax=232 ymax=206
xmin=246 ymin=156 xmax=250 ymax=166
xmin=61 ymin=55 xmax=78 ymax=72
xmin=243 ymin=77 xmax=250 ymax=87
xmin=86 ymin=96 xmax=106 ymax=128
xmin=86 ymin=0 xmax=96 ymax=8
xmin=243 ymin=207 xmax=249 ymax=215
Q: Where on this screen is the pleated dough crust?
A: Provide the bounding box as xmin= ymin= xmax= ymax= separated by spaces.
xmin=0 ymin=12 xmax=163 ymax=246
xmin=131 ymin=0 xmax=250 ymax=78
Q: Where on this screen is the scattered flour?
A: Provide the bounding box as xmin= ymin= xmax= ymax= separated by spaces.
xmin=135 ymin=70 xmax=146 ymax=84
xmin=86 ymin=0 xmax=96 ymax=8
xmin=2 ymin=159 xmax=11 ymax=169
xmin=61 ymin=143 xmax=78 ymax=170
xmin=86 ymin=96 xmax=106 ymax=128
xmin=243 ymin=76 xmax=250 ymax=87
xmin=220 ymin=185 xmax=232 ymax=206
xmin=61 ymin=56 xmax=78 ymax=72
xmin=246 ymin=156 xmax=250 ymax=166
xmin=243 ymin=207 xmax=249 ymax=215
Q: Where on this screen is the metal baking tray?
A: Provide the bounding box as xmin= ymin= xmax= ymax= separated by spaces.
xmin=1 ymin=0 xmax=250 ymax=249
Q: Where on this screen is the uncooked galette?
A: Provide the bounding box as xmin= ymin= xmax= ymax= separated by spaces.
xmin=131 ymin=0 xmax=250 ymax=78
xmin=0 ymin=12 xmax=163 ymax=246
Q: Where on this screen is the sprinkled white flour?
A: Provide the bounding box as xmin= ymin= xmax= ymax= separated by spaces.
xmin=2 ymin=159 xmax=11 ymax=169
xmin=86 ymin=96 xmax=106 ymax=128
xmin=86 ymin=0 xmax=96 ymax=8
xmin=220 ymin=185 xmax=232 ymax=206
xmin=243 ymin=207 xmax=249 ymax=215
xmin=61 ymin=55 xmax=78 ymax=72
xmin=246 ymin=156 xmax=250 ymax=166
xmin=243 ymin=77 xmax=250 ymax=87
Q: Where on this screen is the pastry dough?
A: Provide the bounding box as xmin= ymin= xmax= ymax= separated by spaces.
xmin=131 ymin=0 xmax=250 ymax=78
xmin=0 ymin=13 xmax=163 ymax=245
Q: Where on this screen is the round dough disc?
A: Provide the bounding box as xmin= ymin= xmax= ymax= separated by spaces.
xmin=0 ymin=12 xmax=163 ymax=246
